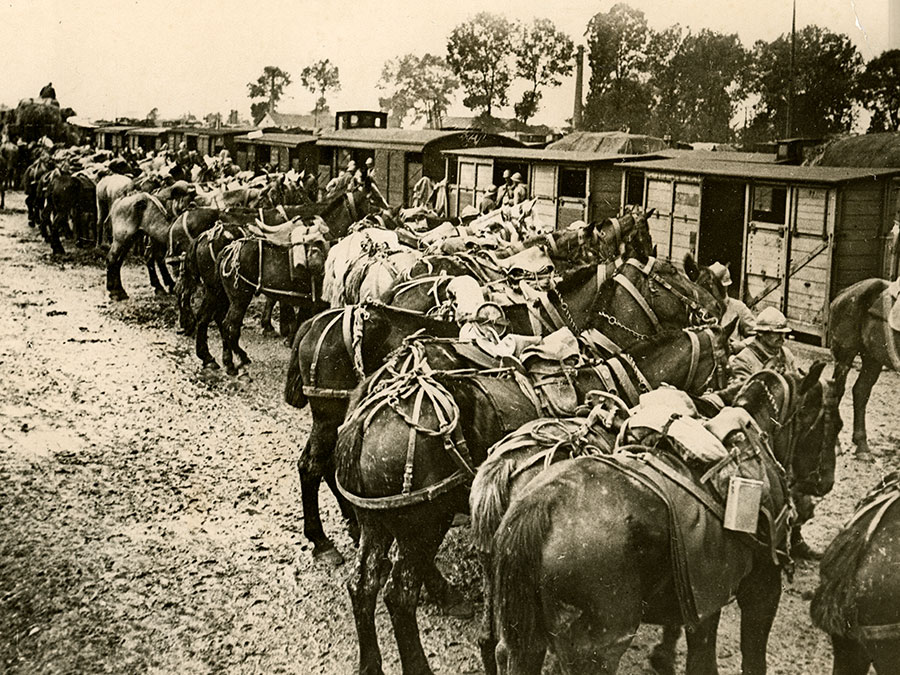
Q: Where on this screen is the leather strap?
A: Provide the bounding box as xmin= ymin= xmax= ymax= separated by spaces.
xmin=615 ymin=271 xmax=661 ymax=331
xmin=686 ymin=330 xmax=700 ymax=392
xmin=310 ymin=310 xmax=343 ymax=388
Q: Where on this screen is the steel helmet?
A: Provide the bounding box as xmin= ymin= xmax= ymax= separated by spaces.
xmin=755 ymin=307 xmax=791 ymax=333
xmin=460 ymin=205 xmax=479 ymax=221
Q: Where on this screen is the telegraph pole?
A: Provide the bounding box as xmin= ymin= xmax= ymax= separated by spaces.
xmin=787 ymin=0 xmax=796 ymax=137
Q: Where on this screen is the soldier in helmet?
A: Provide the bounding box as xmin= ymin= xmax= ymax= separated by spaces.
xmin=728 ymin=306 xmax=797 ymax=384
xmin=40 ymin=82 xmax=56 ymax=100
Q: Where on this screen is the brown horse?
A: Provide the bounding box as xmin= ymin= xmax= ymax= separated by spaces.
xmin=491 ymin=365 xmax=838 ymax=675
xmin=469 ymin=326 xmax=733 ymax=674
xmin=41 ymin=170 xmax=97 ymax=253
xmin=337 ymin=325 xmax=732 ymax=675
xmin=828 ymin=278 xmax=899 ymax=457
xmin=106 ymin=181 xmax=196 ymax=299
xmin=22 ymin=154 xmax=53 ymax=226
xmin=811 ymin=472 xmax=900 ymax=674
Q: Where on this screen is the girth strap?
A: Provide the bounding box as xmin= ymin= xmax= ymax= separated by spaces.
xmin=309 ymin=310 xmax=344 ymax=388
xmin=685 ymin=329 xmax=701 ymax=392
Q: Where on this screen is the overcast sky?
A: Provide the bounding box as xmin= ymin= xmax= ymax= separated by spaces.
xmin=0 ymin=0 xmax=892 ymax=126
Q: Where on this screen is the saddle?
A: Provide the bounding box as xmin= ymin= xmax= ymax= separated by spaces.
xmin=602 ymin=398 xmax=792 ymax=628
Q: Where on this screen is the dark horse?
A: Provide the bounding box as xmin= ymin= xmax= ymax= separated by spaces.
xmin=811 ymin=472 xmax=900 ymax=674
xmin=41 ymin=170 xmax=97 ymax=253
xmin=490 ymin=365 xmax=839 ymax=675
xmin=0 ymin=139 xmax=18 ymax=209
xmin=336 ymin=325 xmax=732 ymax=675
xmin=209 ymin=187 xmax=398 ymax=374
xmin=828 ymin=277 xmax=900 ymax=457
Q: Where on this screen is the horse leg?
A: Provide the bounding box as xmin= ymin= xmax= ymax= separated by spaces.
xmin=223 ymin=293 xmax=252 ymax=375
xmin=649 ymin=624 xmax=682 ymax=675
xmin=830 ymin=634 xmax=872 ymax=675
xmin=384 ymin=522 xmax=451 ymax=675
xmin=297 ymin=418 xmax=343 ymax=565
xmin=851 ymin=355 xmax=882 ymax=458
xmin=736 ymin=561 xmax=781 ymax=675
xmin=49 ymin=209 xmax=66 ymax=255
xmin=157 ymin=256 xmax=176 ymax=294
xmin=261 ymin=297 xmax=276 ymax=333
xmin=107 ymin=234 xmax=135 ymax=300
xmin=194 ymin=287 xmax=219 ymax=368
xmin=323 ymin=466 xmax=360 ymax=544
xmin=478 ymin=552 xmax=499 ymax=675
xmin=279 ymin=302 xmax=296 ymax=341
xmin=346 ymin=514 xmax=392 ymax=675
xmin=683 ymin=612 xmax=721 ymax=675
xmin=421 ymin=557 xmax=473 ymax=618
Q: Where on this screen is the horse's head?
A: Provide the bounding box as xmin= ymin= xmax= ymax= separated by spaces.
xmin=733 ymin=362 xmax=839 ymax=496
xmin=684 ymin=253 xmax=728 ymax=320
xmin=625 ymin=257 xmax=724 ymax=331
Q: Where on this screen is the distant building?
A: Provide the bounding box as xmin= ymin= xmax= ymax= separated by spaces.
xmin=255 ymin=110 xmax=318 ymax=130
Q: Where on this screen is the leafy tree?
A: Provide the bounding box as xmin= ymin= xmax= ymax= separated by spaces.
xmin=300 ymin=59 xmax=341 ymax=128
xmin=145 ymin=107 xmax=159 ymax=125
xmin=746 ymin=25 xmax=862 ymax=139
xmin=583 ymin=3 xmax=653 ymax=132
xmin=512 ymin=18 xmax=574 ymax=127
xmin=248 ymin=66 xmax=292 ymax=122
xmin=446 ymin=12 xmax=514 ymax=116
xmin=378 ymin=53 xmax=458 ymax=128
xmin=648 ymin=28 xmax=748 ymax=141
xmin=858 ymin=49 xmax=900 ymax=132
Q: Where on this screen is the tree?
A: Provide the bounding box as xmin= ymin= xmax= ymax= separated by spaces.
xmin=583 ymin=3 xmax=653 ymax=132
xmin=512 ymin=18 xmax=574 ymax=127
xmin=746 ymin=26 xmax=862 ymax=139
xmin=446 ymin=12 xmax=514 ymax=116
xmin=247 ymin=66 xmax=292 ymax=123
xmin=378 ymin=53 xmax=458 ymax=128
xmin=300 ymin=60 xmax=341 ymax=128
xmin=648 ymin=28 xmax=748 ymax=141
xmin=858 ymin=49 xmax=900 ymax=132
xmin=145 ymin=107 xmax=159 ymax=125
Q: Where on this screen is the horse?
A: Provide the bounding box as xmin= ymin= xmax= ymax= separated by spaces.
xmin=811 ymin=472 xmax=900 ymax=674
xmin=285 ymin=251 xmax=724 ymax=564
xmin=95 ymin=173 xmax=134 ymax=246
xmin=469 ymin=326 xmax=733 ymax=674
xmin=41 ymin=169 xmax=96 ymax=253
xmin=336 ymin=324 xmax=733 ymax=675
xmin=106 ymin=181 xmax=196 ymax=300
xmin=828 ymin=277 xmax=900 ymax=458
xmin=22 ymin=154 xmax=53 ymax=227
xmin=0 ymin=139 xmax=19 ymax=208
xmin=490 ymin=364 xmax=839 ymax=675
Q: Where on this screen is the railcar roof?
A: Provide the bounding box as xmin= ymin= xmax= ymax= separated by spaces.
xmin=618 ymin=157 xmax=900 ymax=184
xmin=316 ymin=128 xmax=521 ymax=152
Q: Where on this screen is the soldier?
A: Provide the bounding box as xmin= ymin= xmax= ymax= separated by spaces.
xmin=510 ymin=172 xmax=528 ymax=205
xmin=728 ymin=306 xmax=797 ymax=384
xmin=498 ymin=169 xmax=514 ymax=206
xmin=479 ymin=184 xmax=498 ymax=214
xmin=39 ymin=82 xmax=56 ymax=100
xmin=709 ymin=262 xmax=756 ymax=351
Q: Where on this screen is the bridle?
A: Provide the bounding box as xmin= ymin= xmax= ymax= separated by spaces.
xmin=682 ymin=326 xmax=730 ymax=394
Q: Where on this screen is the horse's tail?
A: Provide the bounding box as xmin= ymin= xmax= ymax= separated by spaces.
xmin=470 ymin=452 xmax=517 ymax=553
xmin=284 ymin=316 xmax=314 ymax=409
xmin=810 ymin=514 xmax=872 ymax=636
xmin=493 ymin=481 xmax=555 ymax=656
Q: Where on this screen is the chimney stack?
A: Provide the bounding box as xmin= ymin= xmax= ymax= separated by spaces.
xmin=573 ymin=45 xmax=584 ymax=130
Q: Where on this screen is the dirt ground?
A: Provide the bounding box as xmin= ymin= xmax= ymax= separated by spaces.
xmin=0 ymin=190 xmax=897 ymax=674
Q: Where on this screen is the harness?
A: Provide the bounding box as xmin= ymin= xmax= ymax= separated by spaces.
xmin=165 ymin=212 xmax=193 ymax=264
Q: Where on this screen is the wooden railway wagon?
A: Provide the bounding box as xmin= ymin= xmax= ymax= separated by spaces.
xmin=166 ymin=126 xmax=253 ymax=158
xmin=315 ymin=129 xmax=522 ymax=207
xmin=125 ymin=127 xmax=169 ymax=152
xmin=442 ymin=146 xmax=653 ymax=227
xmin=94 ymin=125 xmax=138 ymax=152
xmin=233 ymin=132 xmax=317 ymax=174
xmin=621 ymin=157 xmax=900 ymax=344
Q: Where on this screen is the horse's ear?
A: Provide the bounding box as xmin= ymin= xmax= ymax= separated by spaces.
xmin=652 ymin=244 xmax=658 ymax=257
xmin=684 ymin=253 xmax=700 ymax=282
xmin=799 ymin=360 xmax=827 ymax=395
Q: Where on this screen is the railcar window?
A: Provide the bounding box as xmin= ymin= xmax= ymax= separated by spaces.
xmin=559 ymin=167 xmax=587 ymax=199
xmin=752 ymin=185 xmax=787 ymax=224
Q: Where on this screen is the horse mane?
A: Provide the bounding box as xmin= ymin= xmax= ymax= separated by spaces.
xmin=554 ymin=262 xmax=600 ymax=295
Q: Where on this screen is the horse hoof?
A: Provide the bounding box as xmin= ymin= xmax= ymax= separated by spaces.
xmin=649 ymin=650 xmax=676 ymax=675
xmin=854 ymin=449 xmax=875 ymax=462
xmin=154 ymin=288 xmax=168 ymax=297
xmin=313 ymin=546 xmax=345 ymax=568
xmin=226 ymin=367 xmax=239 ymax=377
xmin=261 ymin=324 xmax=275 ymax=334
xmin=283 ymin=337 xmax=292 ymax=348
xmin=203 ymin=361 xmax=220 ymax=371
